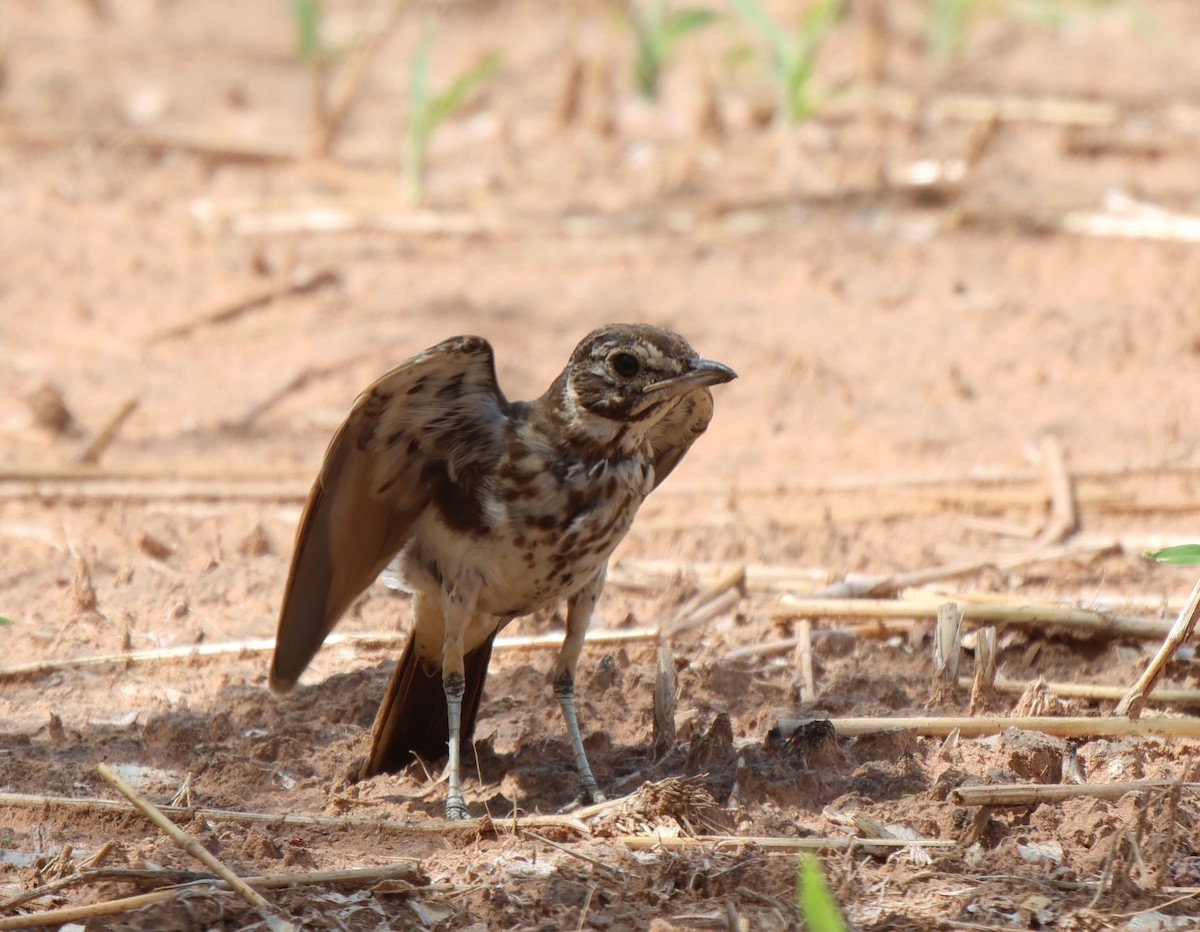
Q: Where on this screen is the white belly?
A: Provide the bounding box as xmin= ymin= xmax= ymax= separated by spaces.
xmin=391 ymin=457 xmax=649 ymax=618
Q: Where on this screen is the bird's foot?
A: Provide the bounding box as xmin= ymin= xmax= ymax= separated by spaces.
xmin=445 ymin=793 xmax=470 ymax=821
xmin=560 ymin=781 xmax=607 ymax=813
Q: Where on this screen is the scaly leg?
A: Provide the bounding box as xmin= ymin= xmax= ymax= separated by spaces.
xmin=553 ymin=567 xmax=607 ymax=806
xmin=440 ymin=580 xmax=479 ymax=821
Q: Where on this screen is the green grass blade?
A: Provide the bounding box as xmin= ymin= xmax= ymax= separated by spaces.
xmin=797 ymin=856 xmax=847 ymax=932
xmin=288 ymin=0 xmax=323 ymax=61
xmin=1145 ymin=544 xmax=1200 ymax=565
xmin=729 ymin=0 xmax=792 ymax=69
xmin=424 ymin=53 xmax=503 ymax=136
xmin=661 ymin=7 xmax=718 ymax=46
xmin=0 ymin=615 xmax=12 ymax=626
xmin=408 ymin=25 xmax=434 ymax=139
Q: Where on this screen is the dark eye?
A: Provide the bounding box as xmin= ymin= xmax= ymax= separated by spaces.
xmin=611 ymin=353 xmax=641 ymax=378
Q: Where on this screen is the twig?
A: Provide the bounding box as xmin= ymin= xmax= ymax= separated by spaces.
xmin=76 ymin=396 xmax=139 ymax=466
xmin=1033 ymin=436 xmax=1078 ymax=548
xmin=951 ymin=780 xmax=1199 ymax=807
xmin=968 ymin=627 xmax=997 ymax=714
xmin=1061 ymin=195 xmax=1200 ymax=243
xmin=1116 ymin=575 xmax=1200 ymax=719
xmin=775 ymin=715 xmax=1200 ymax=739
xmin=794 ymin=619 xmax=815 ymax=701
xmin=0 ymin=865 xmax=421 ymax=930
xmin=929 ymin=602 xmax=963 ymax=707
xmin=0 ymin=845 xmax=117 ymax=911
xmin=521 ymin=830 xmax=627 ymax=879
xmin=811 ymin=542 xmax=1116 ymax=598
xmin=662 ymin=564 xmax=746 ymax=635
xmin=0 ymin=628 xmax=658 ymax=681
xmin=313 ymin=0 xmax=406 ymax=157
xmin=609 ymin=560 xmax=826 ymax=595
xmin=773 ymin=597 xmax=1172 ymax=641
xmin=0 ymin=119 xmax=302 ymax=162
xmin=96 ymin=763 xmax=268 ymax=909
xmin=614 ymin=834 xmax=955 ymax=852
xmin=192 ymin=199 xmax=506 ymax=237
xmin=957 ymin=676 xmax=1200 ymax=707
xmin=146 ymin=269 xmax=339 ymax=344
xmin=0 ymin=889 xmax=181 ymax=930
xmin=0 ymin=791 xmax=592 ymax=836
xmin=924 ymin=92 xmax=1118 ymax=127
xmin=228 ymin=347 xmax=384 ymax=430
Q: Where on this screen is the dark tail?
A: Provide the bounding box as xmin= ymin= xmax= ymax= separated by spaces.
xmin=360 ymin=632 xmax=496 ymax=777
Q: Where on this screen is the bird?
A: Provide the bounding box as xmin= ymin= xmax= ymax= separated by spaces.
xmin=268 ymin=323 xmax=736 ymax=820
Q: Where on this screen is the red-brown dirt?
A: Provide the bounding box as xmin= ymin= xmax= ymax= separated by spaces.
xmin=4 ymin=0 xmax=1200 ymax=928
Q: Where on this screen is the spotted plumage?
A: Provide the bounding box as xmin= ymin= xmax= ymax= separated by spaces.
xmin=270 ymin=323 xmax=736 ymax=819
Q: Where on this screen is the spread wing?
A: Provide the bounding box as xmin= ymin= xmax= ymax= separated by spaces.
xmin=647 ymin=387 xmax=715 ymax=490
xmin=269 ymin=335 xmax=508 ymax=693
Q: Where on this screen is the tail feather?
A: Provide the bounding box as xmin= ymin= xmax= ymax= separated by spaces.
xmin=361 ymin=632 xmax=496 ymax=777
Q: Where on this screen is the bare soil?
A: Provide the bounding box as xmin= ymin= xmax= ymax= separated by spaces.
xmin=5 ymin=0 xmax=1200 ymax=928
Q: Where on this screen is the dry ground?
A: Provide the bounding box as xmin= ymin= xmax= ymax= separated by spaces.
xmin=4 ymin=0 xmax=1200 ymax=928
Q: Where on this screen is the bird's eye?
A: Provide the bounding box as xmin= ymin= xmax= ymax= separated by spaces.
xmin=611 ymin=352 xmax=641 ymax=378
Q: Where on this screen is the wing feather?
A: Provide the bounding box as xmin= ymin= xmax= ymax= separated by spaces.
xmin=269 ymin=336 xmax=508 ymax=693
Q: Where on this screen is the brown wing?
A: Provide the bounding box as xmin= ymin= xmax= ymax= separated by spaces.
xmin=269 ymin=335 xmax=509 ymax=694
xmin=647 ymin=387 xmax=715 ymax=490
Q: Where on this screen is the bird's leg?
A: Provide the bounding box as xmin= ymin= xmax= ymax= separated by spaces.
xmin=441 ymin=581 xmax=478 ymax=821
xmin=553 ymin=567 xmax=607 ymax=806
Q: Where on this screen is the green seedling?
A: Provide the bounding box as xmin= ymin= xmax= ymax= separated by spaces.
xmin=403 ymin=27 xmax=502 ymax=203
xmin=288 ymin=0 xmax=324 ymax=63
xmin=1146 ymin=545 xmax=1200 ymax=565
xmin=285 ymin=0 xmax=405 ymax=156
xmin=729 ymin=0 xmax=847 ymax=123
xmin=797 ymin=855 xmax=847 ymax=931
xmin=0 ymin=615 xmax=11 ymax=626
xmin=625 ymin=0 xmax=718 ymax=99
xmin=925 ymin=0 xmax=1152 ymax=62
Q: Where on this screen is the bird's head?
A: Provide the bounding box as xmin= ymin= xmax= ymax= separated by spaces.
xmin=552 ymin=324 xmax=736 ymax=448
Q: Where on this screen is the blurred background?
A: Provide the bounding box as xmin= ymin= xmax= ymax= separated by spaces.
xmin=2 ymin=0 xmax=1199 ymax=490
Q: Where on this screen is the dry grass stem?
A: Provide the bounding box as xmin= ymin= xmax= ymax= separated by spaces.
xmin=0 ymin=865 xmax=422 ymax=930
xmin=1061 ymin=193 xmax=1200 ymax=243
xmin=96 ymin=763 xmax=269 ymax=910
xmin=614 ymin=834 xmax=955 ymax=852
xmin=958 ymin=675 xmax=1200 ymax=707
xmin=776 ymin=715 xmax=1200 ymax=739
xmin=0 ymin=790 xmax=591 ymax=836
xmin=951 ymin=780 xmax=1198 ymax=807
xmin=795 ymin=619 xmax=815 ymax=701
xmin=146 ymin=269 xmax=339 ymax=344
xmin=0 ymin=120 xmax=301 ymax=162
xmin=0 ymin=628 xmax=658 ymax=682
xmin=311 ymin=0 xmax=406 ymax=157
xmin=1116 ymin=575 xmax=1200 ymax=719
xmin=521 ymin=830 xmax=627 ymax=879
xmin=774 ymin=597 xmax=1171 ymax=641
xmin=662 ymin=564 xmax=745 ymax=635
xmin=924 ymin=92 xmax=1117 ymax=127
xmin=929 ymin=602 xmax=963 ymax=706
xmin=229 ymin=347 xmax=385 ymax=429
xmin=193 ymin=200 xmax=506 ymax=237
xmin=968 ymin=627 xmax=998 ymax=714
xmin=818 ymin=542 xmax=1118 ymax=598
xmin=76 ymin=396 xmax=139 ymax=465
xmin=0 ymin=888 xmax=181 ymax=930
xmin=610 ymin=559 xmax=825 ymax=595
xmin=1033 ymin=436 xmax=1078 ymax=548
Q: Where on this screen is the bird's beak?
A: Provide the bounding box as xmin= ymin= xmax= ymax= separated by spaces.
xmin=643 ymin=358 xmax=738 ymax=394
